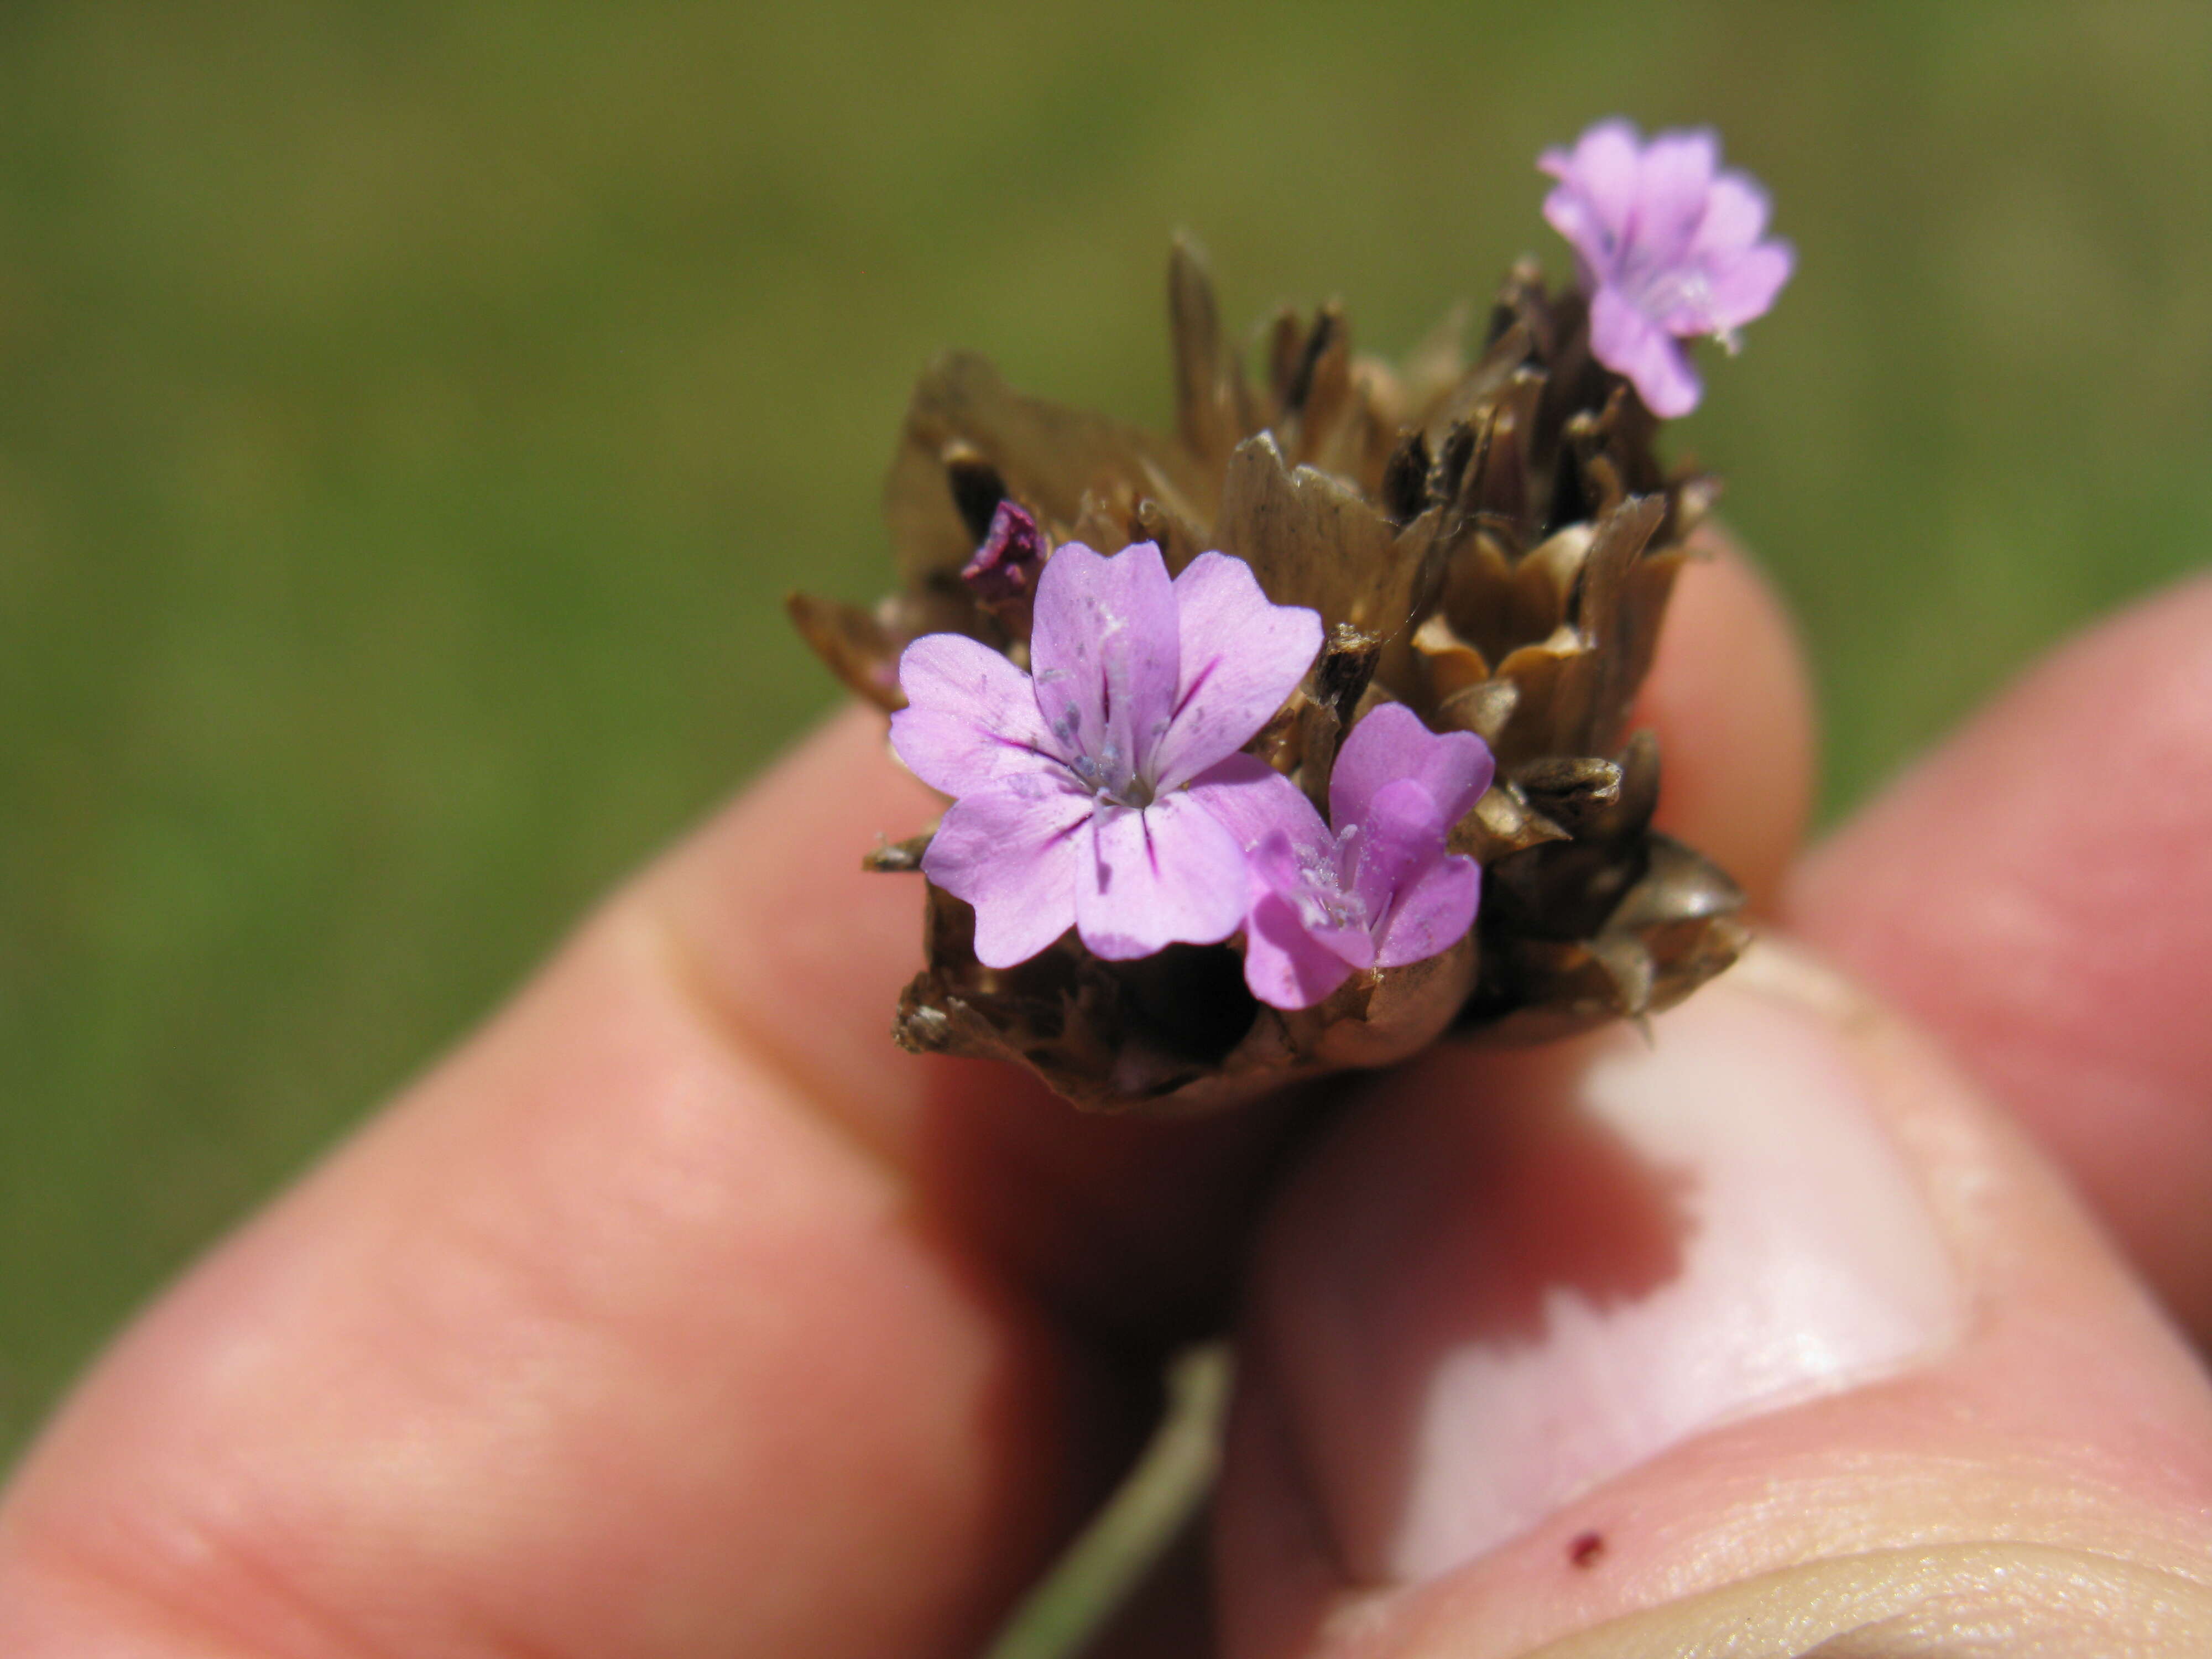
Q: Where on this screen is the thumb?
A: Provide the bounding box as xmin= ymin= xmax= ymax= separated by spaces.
xmin=1219 ymin=943 xmax=2212 ymax=1657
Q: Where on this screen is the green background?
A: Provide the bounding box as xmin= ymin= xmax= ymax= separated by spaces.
xmin=2 ymin=1 xmax=2208 ymax=1460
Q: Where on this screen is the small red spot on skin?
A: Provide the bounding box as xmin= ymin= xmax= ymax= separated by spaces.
xmin=1569 ymin=1530 xmax=1605 ymax=1569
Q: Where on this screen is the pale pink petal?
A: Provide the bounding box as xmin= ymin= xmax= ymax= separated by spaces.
xmin=1182 ymin=752 xmax=1331 ymax=865
xmin=1327 ymin=703 xmax=1495 ymax=845
xmin=1590 ymin=285 xmax=1702 ymax=417
xmin=920 ymin=776 xmax=1092 ymax=968
xmin=1028 ymin=541 xmax=1179 ymax=795
xmin=1074 ymin=792 xmax=1250 ymax=961
xmin=1689 ymin=171 xmax=1772 ymax=260
xmin=1152 ymin=556 xmax=1322 ymax=787
xmin=1252 ymin=831 xmax=1375 ymax=968
xmin=891 ymin=632 xmax=1066 ymax=797
xmin=1540 ymin=118 xmax=1641 ymax=265
xmin=1347 ymin=777 xmax=1449 ymax=925
xmin=1242 ymin=891 xmax=1365 ymax=1013
xmin=1372 ymin=853 xmax=1482 ymax=970
xmin=1631 ymin=128 xmax=1720 ymax=264
xmin=1702 ymin=239 xmax=1796 ymax=330
xmin=1541 ymin=186 xmax=1609 ymax=283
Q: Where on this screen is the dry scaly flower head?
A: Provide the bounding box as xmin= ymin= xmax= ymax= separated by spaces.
xmin=789 ymin=120 xmax=1790 ymax=1112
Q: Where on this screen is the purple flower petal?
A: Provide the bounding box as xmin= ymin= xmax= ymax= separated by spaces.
xmin=920 ymin=777 xmax=1091 ymax=968
xmin=1590 ymin=286 xmax=1702 ymax=418
xmin=1151 ymin=552 xmax=1324 ymax=790
xmin=1689 ymin=172 xmax=1772 ymax=260
xmin=1630 ymin=128 xmax=1721 ymax=265
xmin=1347 ymin=776 xmax=1448 ymax=925
xmin=1204 ymin=717 xmax=1488 ymax=1007
xmin=1540 ymin=118 xmax=1641 ymax=263
xmin=1186 ymin=753 xmax=1370 ymax=1008
xmin=1252 ymin=830 xmax=1376 ymax=970
xmin=1241 ymin=839 xmax=1371 ymax=1011
xmin=1327 ymin=703 xmax=1495 ymax=848
xmin=1029 ymin=541 xmax=1180 ymax=796
xmin=1699 ymin=239 xmax=1796 ymax=331
xmin=1371 ymin=853 xmax=1482 ymax=971
xmin=1181 ymin=752 xmax=1329 ymax=860
xmin=1243 ymin=895 xmax=1362 ymax=1010
xmin=1074 ymin=792 xmax=1250 ymax=961
xmin=891 ymin=632 xmax=1068 ymax=797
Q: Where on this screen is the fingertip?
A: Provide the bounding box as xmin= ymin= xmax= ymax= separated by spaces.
xmin=1220 ymin=943 xmax=2212 ymax=1656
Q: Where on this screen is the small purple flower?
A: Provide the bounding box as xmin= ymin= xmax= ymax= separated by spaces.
xmin=891 ymin=541 xmax=1322 ymax=968
xmin=1206 ymin=703 xmax=1494 ymax=1010
xmin=1539 ymin=118 xmax=1794 ymax=418
xmin=961 ymin=499 xmax=1044 ymax=611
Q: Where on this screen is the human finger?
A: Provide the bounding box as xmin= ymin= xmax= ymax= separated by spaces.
xmin=1787 ymin=575 xmax=2212 ymax=1342
xmin=1219 ymin=943 xmax=2212 ymax=1656
xmin=0 ymin=539 xmax=1817 ymax=1658
xmin=0 ymin=720 xmax=1133 ymax=1659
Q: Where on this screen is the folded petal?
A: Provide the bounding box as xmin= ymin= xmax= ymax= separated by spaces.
xmin=1243 ymin=888 xmax=1365 ymax=1011
xmin=1328 ymin=703 xmax=1495 ymax=844
xmin=1631 ymin=127 xmax=1720 ymax=265
xmin=1541 ymin=186 xmax=1610 ymax=281
xmin=891 ymin=633 xmax=1066 ymax=797
xmin=1590 ymin=285 xmax=1702 ymax=418
xmin=1151 ymin=553 xmax=1323 ymax=789
xmin=1180 ymin=753 xmax=1331 ymax=866
xmin=1347 ymin=776 xmax=1449 ymax=926
xmin=1702 ymin=238 xmax=1796 ymax=331
xmin=1689 ymin=170 xmax=1772 ymax=260
xmin=1074 ymin=792 xmax=1250 ymax=960
xmin=1251 ymin=829 xmax=1376 ymax=969
xmin=1540 ymin=118 xmax=1641 ymax=265
xmin=1372 ymin=853 xmax=1481 ymax=970
xmin=919 ymin=777 xmax=1091 ymax=968
xmin=1028 ymin=541 xmax=1180 ymax=796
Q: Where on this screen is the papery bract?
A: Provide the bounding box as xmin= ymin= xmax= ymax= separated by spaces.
xmin=1203 ymin=702 xmax=1494 ymax=1010
xmin=891 ymin=541 xmax=1322 ymax=968
xmin=1539 ymin=118 xmax=1793 ymax=418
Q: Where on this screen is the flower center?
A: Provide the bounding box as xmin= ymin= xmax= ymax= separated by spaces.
xmin=1288 ymin=825 xmax=1370 ymax=933
xmin=1626 ymin=265 xmax=1740 ymax=349
xmin=1067 ymin=742 xmax=1154 ymax=810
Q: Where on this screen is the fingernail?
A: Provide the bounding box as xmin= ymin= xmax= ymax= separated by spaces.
xmin=1258 ymin=947 xmax=1965 ymax=1583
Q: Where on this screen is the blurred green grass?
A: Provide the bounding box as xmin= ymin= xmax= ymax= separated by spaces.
xmin=1 ymin=0 xmax=2208 ymax=1459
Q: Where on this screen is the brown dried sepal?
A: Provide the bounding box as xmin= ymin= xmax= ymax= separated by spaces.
xmin=1465 ymin=733 xmax=1749 ymax=1044
xmin=894 ymin=884 xmax=1477 ymax=1115
xmin=784 ymin=593 xmax=908 ymax=713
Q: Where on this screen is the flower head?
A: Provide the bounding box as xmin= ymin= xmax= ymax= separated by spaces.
xmin=1539 ymin=118 xmax=1793 ymax=418
xmin=797 ymin=239 xmax=1762 ymax=1108
xmin=891 ymin=541 xmax=1322 ymax=967
xmin=1206 ymin=703 xmax=1494 ymax=1010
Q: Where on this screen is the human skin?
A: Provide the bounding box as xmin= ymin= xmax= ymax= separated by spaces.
xmin=3 ymin=546 xmax=2212 ymax=1656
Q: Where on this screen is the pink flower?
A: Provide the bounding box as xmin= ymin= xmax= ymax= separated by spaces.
xmin=1539 ymin=119 xmax=1794 ymax=418
xmin=1204 ymin=703 xmax=1494 ymax=1010
xmin=891 ymin=541 xmax=1322 ymax=968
